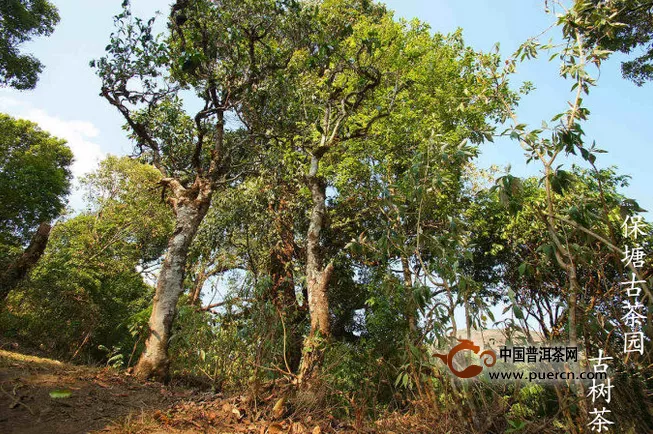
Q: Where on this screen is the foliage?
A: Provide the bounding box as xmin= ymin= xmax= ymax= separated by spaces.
xmin=1 ymin=156 xmax=172 ymax=362
xmin=3 ymin=1 xmax=653 ymax=432
xmin=0 ymin=0 xmax=60 ymax=89
xmin=0 ymin=113 xmax=72 ymax=263
xmin=570 ymin=0 xmax=653 ymax=85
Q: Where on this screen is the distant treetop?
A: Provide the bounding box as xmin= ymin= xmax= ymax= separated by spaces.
xmin=572 ymin=0 xmax=653 ymax=86
xmin=0 ymin=113 xmax=73 ymax=247
xmin=0 ymin=0 xmax=60 ymax=90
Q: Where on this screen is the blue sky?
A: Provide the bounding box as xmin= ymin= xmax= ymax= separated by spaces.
xmin=1 ymin=0 xmax=650 ymax=216
xmin=384 ymin=1 xmax=653 ymax=215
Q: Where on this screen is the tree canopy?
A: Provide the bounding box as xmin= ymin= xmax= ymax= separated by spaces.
xmin=572 ymin=0 xmax=653 ymax=85
xmin=0 ymin=0 xmax=60 ymax=89
xmin=0 ymin=113 xmax=72 ymax=249
xmin=1 ymin=1 xmax=652 ymax=433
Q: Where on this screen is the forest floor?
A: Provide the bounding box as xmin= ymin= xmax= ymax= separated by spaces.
xmin=0 ymin=348 xmax=434 ymax=433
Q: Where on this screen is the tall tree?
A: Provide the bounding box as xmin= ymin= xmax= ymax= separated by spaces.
xmin=93 ymin=0 xmax=302 ymax=381
xmin=0 ymin=0 xmax=60 ymax=89
xmin=256 ymin=0 xmax=405 ymax=384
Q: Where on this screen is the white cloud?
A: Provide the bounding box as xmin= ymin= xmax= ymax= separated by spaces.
xmin=19 ymin=109 xmax=104 ymax=178
xmin=1 ymin=95 xmax=105 ymax=178
xmin=0 ymin=93 xmax=23 ymax=111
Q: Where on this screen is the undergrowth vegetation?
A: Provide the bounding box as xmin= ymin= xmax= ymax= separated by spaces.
xmin=1 ymin=1 xmax=652 ymax=433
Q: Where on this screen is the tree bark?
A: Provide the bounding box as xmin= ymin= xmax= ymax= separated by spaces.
xmin=269 ymin=194 xmax=303 ymax=372
xmin=190 ymin=263 xmax=208 ymax=306
xmin=0 ymin=222 xmax=51 ymax=302
xmin=134 ymin=196 xmax=210 ymax=381
xmin=298 ymin=155 xmax=333 ymax=384
xmin=401 ymin=255 xmax=418 ymax=338
xmin=567 ymin=263 xmax=587 ymax=421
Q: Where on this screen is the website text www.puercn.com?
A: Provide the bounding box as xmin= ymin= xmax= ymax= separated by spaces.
xmin=488 ymin=370 xmax=608 ymax=382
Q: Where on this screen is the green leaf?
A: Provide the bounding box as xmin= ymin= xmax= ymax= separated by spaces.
xmin=513 ymin=305 xmax=524 ymax=320
xmin=518 ymin=262 xmax=527 ymax=276
xmin=49 ymin=389 xmax=72 ymax=399
xmin=395 ymin=372 xmax=404 ymax=387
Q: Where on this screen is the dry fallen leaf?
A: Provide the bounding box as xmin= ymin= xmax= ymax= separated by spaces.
xmin=289 ymin=421 xmax=306 ymax=433
xmin=272 ymin=396 xmax=286 ymax=419
xmin=312 ymin=426 xmax=321 ymax=434
xmin=267 ymin=423 xmax=284 ymax=434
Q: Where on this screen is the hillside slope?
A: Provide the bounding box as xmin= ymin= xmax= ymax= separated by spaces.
xmin=0 ymin=349 xmax=430 ymax=433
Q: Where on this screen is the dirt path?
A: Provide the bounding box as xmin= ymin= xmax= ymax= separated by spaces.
xmin=0 ymin=349 xmax=435 ymax=433
xmin=0 ymin=350 xmax=346 ymax=433
xmin=0 ymin=349 xmax=195 ymax=433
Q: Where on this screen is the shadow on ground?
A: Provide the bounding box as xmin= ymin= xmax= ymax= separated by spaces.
xmin=0 ymin=348 xmax=445 ymax=433
xmin=0 ymin=349 xmax=189 ymax=433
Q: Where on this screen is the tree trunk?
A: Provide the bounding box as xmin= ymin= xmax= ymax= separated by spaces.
xmin=190 ymin=264 xmax=208 ymax=306
xmin=0 ymin=222 xmax=51 ymax=302
xmin=401 ymin=255 xmax=418 ymax=338
xmin=543 ymin=164 xmax=587 ymax=426
xmin=134 ymin=197 xmax=210 ymax=381
xmin=298 ymin=155 xmax=333 ymax=384
xmin=567 ymin=264 xmax=587 ymax=422
xmin=269 ymin=195 xmax=303 ymax=372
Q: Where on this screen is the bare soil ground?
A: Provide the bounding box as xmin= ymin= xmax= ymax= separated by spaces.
xmin=0 ymin=349 xmax=191 ymax=433
xmin=0 ymin=349 xmax=437 ymax=433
